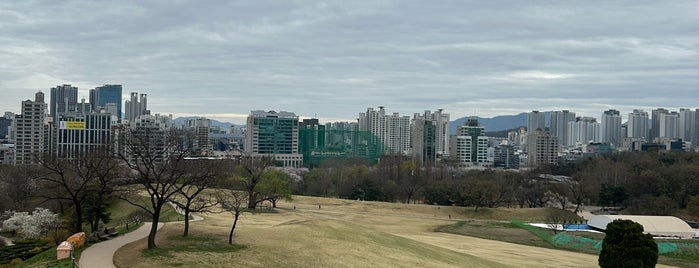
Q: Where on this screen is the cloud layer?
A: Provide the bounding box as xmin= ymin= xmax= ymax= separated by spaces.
xmin=1 ymin=1 xmax=697 ymax=124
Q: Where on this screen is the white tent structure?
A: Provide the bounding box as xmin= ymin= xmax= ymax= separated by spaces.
xmin=588 ymin=215 xmax=695 ymax=239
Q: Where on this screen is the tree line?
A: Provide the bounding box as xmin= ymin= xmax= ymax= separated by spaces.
xmin=298 ymin=152 xmax=699 ymax=220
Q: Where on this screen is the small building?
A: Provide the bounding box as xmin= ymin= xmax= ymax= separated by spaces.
xmin=588 ymin=215 xmax=695 ymax=239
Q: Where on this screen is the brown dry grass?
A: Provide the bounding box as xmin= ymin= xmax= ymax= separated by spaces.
xmin=113 ymin=196 xmax=676 ymax=268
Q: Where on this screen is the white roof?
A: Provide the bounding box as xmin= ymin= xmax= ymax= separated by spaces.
xmin=588 ymin=215 xmax=695 ymax=239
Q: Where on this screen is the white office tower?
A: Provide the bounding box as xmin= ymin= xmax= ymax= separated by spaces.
xmin=600 ymin=109 xmax=622 ymax=146
xmin=385 ymin=113 xmax=411 ymax=155
xmin=358 ymin=107 xmax=387 ymax=147
xmin=659 ymin=112 xmax=680 ymax=140
xmin=550 ymin=110 xmax=576 ymax=147
xmin=679 ymin=109 xmax=695 ymax=143
xmin=566 ymin=117 xmax=600 ymax=147
xmin=12 ymin=92 xmax=48 ymax=165
xmin=651 ymin=108 xmax=669 ymax=142
xmin=627 ymin=109 xmax=649 ymax=140
xmin=125 ymin=92 xmax=149 ymax=123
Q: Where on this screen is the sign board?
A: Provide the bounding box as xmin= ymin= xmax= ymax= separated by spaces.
xmin=59 ymin=121 xmax=86 ymax=130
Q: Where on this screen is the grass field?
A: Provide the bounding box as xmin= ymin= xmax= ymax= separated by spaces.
xmin=112 ymin=196 xmax=632 ymax=268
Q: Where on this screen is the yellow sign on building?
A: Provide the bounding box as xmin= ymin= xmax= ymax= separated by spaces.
xmin=60 ymin=121 xmax=86 ymax=130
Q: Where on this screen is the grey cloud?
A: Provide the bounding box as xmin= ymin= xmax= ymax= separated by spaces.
xmin=1 ymin=1 xmax=698 ymax=124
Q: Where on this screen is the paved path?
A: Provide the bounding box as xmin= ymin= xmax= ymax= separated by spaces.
xmin=79 ymin=203 xmax=202 ymax=268
xmin=79 ymin=222 xmax=164 ymax=268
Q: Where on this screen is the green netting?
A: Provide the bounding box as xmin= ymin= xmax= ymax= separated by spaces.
xmin=511 ymin=219 xmax=553 ymax=245
xmin=511 ymin=219 xmax=699 ymax=257
xmin=550 ymin=233 xmax=602 ymax=252
xmin=658 ymin=243 xmax=679 ymax=254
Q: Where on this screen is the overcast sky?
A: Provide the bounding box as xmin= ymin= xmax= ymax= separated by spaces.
xmin=1 ymin=1 xmax=698 ymax=124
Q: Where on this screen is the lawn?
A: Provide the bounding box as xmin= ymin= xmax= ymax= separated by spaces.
xmin=113 ymin=195 xmax=611 ymax=268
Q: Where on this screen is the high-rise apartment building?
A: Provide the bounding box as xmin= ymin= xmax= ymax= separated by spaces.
xmin=651 ymin=108 xmax=669 ymax=142
xmin=527 ymin=129 xmax=559 ymax=167
xmin=411 ymin=115 xmax=436 ymax=167
xmin=454 ymin=119 xmax=489 ymax=166
xmin=600 ymin=109 xmax=622 ymax=146
xmin=550 ymin=110 xmax=576 ymax=147
xmin=659 ymin=112 xmax=680 ymax=140
xmin=120 ymin=113 xmax=173 ymax=162
xmin=566 ymin=117 xmax=600 ymax=147
xmin=410 ymin=110 xmax=450 ymax=166
xmin=527 ymin=110 xmax=546 ymax=133
xmin=49 ymin=84 xmax=78 ymax=122
xmin=12 ymin=92 xmax=48 ymax=165
xmin=125 ymin=92 xmax=149 ymax=123
xmin=424 ymin=109 xmax=450 ymax=157
xmin=627 ymin=109 xmax=649 ymax=140
xmin=245 ymin=110 xmax=302 ymax=168
xmin=385 ymin=113 xmax=411 ymax=155
xmin=358 ymin=107 xmax=386 ymax=146
xmin=0 ymin=113 xmax=13 ymax=142
xmin=358 ymin=107 xmax=448 ymax=159
xmin=90 ymin=84 xmax=123 ymax=121
xmin=679 ymin=109 xmax=695 ymax=143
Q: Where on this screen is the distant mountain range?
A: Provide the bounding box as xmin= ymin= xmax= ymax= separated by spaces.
xmin=174 ymin=112 xmax=546 ymax=135
xmin=173 ymin=117 xmax=236 ymax=128
xmin=450 ymin=113 xmax=533 ymax=134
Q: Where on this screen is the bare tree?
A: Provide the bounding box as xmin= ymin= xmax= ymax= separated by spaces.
xmin=117 ymin=127 xmax=198 ymax=249
xmin=218 ymin=190 xmax=248 ymax=245
xmin=170 ymin=159 xmax=228 ymax=236
xmin=35 ymin=155 xmax=89 ymax=233
xmin=78 ymin=149 xmax=122 ymax=233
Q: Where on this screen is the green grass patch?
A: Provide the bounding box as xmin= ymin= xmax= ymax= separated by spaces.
xmin=141 ymin=234 xmax=247 ymax=258
xmin=456 ymin=207 xmax=583 ymax=222
xmin=436 ymin=220 xmax=554 ymax=249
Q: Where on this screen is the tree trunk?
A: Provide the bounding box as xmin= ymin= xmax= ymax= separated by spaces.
xmin=183 ymin=206 xmax=190 ymax=236
xmin=271 ymin=199 xmax=277 ymax=208
xmin=247 ymin=190 xmax=256 ymax=209
xmin=228 ymin=211 xmax=240 ymax=245
xmin=148 ymin=205 xmax=162 ymax=249
xmin=74 ymin=201 xmax=83 ymax=233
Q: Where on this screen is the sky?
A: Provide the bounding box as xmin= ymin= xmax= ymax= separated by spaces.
xmin=1 ymin=1 xmax=698 ymax=125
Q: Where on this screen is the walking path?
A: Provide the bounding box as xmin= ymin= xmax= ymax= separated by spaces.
xmin=79 ymin=222 xmax=164 ymax=268
xmin=79 ymin=203 xmax=202 ymax=268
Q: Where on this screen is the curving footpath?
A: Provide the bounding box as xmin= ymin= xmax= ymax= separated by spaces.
xmin=79 ymin=203 xmax=202 ymax=268
xmin=79 ymin=222 xmax=164 ymax=268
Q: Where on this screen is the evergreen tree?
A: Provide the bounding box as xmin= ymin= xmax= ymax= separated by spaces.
xmin=599 ymin=219 xmax=658 ymax=268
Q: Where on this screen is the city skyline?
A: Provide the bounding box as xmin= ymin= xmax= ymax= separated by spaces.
xmin=1 ymin=1 xmax=698 ymax=124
